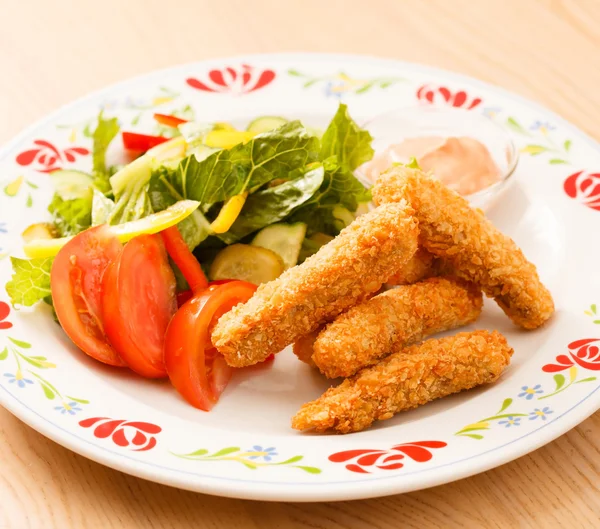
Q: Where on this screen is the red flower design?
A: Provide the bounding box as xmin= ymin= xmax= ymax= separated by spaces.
xmin=542 ymin=338 xmax=600 ymax=372
xmin=79 ymin=417 xmax=162 ymax=451
xmin=187 ymin=64 xmax=276 ymax=95
xmin=0 ymin=301 xmax=13 ymax=330
xmin=564 ymin=171 xmax=600 ymax=211
xmin=329 ymin=440 xmax=447 ymax=474
xmin=16 ymin=140 xmax=89 ymax=173
xmin=416 ymin=84 xmax=482 ymax=110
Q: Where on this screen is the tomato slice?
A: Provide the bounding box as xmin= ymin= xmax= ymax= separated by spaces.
xmin=51 ymin=225 xmax=125 ymax=366
xmin=160 ymin=226 xmax=208 ymax=293
xmin=122 ymin=131 xmax=168 ymax=152
xmin=102 ymin=234 xmax=177 ymax=378
xmin=164 ymin=281 xmax=257 ymax=410
xmin=154 ymin=113 xmax=188 ymax=127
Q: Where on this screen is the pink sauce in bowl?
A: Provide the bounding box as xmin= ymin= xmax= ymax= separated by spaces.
xmin=357 ymin=107 xmax=518 ymax=210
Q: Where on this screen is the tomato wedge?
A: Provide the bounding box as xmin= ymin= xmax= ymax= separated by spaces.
xmin=51 ymin=225 xmax=125 ymax=366
xmin=154 ymin=113 xmax=188 ymax=127
xmin=160 ymin=226 xmax=208 ymax=293
xmin=122 ymin=131 xmax=168 ymax=152
xmin=164 ymin=281 xmax=257 ymax=410
xmin=102 ymin=234 xmax=177 ymax=378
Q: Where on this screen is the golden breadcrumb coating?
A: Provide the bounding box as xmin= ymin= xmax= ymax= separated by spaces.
xmin=292 ymin=249 xmax=443 ymax=368
xmin=312 ymin=277 xmax=483 ymax=378
xmin=292 ymin=330 xmax=512 ymax=433
xmin=373 ymin=167 xmax=554 ymax=329
xmin=212 ymin=202 xmax=419 ymax=367
xmin=385 ymin=248 xmax=440 ymax=285
xmin=293 ymin=330 xmax=319 ymax=367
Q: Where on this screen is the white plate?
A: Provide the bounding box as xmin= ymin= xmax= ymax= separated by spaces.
xmin=1 ymin=53 xmax=599 ymax=502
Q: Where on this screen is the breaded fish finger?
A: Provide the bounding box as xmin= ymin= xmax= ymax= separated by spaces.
xmin=293 ymin=330 xmax=319 ymax=367
xmin=212 ymin=201 xmax=419 ymax=367
xmin=293 ymin=249 xmax=446 ymax=367
xmin=385 ymin=248 xmax=440 ymax=285
xmin=292 ymin=330 xmax=512 ymax=433
xmin=312 ymin=277 xmax=483 ymax=378
xmin=373 ymin=167 xmax=554 ymax=329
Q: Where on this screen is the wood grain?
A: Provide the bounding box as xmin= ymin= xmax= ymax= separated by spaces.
xmin=2 ymin=0 xmax=600 ymax=527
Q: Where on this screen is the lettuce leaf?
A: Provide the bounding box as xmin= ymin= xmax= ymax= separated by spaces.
xmin=290 ymin=157 xmax=371 ymax=236
xmin=220 ymin=163 xmax=325 ymax=243
xmin=173 ymin=121 xmax=319 ymax=206
xmin=91 ymin=188 xmax=115 ymax=225
xmin=5 ymin=257 xmax=53 ymax=307
xmin=320 ymin=103 xmax=374 ymax=171
xmin=92 ymin=112 xmax=120 ymax=194
xmin=48 ymin=194 xmax=92 ymax=236
xmin=149 ymin=167 xmax=212 ymax=250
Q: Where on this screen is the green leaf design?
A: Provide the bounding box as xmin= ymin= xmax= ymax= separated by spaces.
xmin=521 ymin=144 xmax=548 ymax=155
xmin=295 ymin=466 xmax=322 ymax=474
xmin=180 ymin=449 xmax=209 ymax=458
xmin=5 ymin=257 xmax=53 ymax=307
xmin=18 ymin=355 xmax=56 ymax=369
xmin=506 ymin=117 xmax=529 ymax=135
xmin=26 ymin=180 xmax=39 ymax=189
xmin=461 ymin=434 xmax=484 ymax=440
xmin=26 ymin=194 xmax=33 ymax=208
xmin=594 ymin=320 xmax=600 ymax=324
xmin=208 ymin=447 xmax=240 ymax=458
xmin=553 ymin=374 xmax=566 ymax=391
xmin=564 ymin=139 xmax=572 ymax=152
xmin=241 ymin=461 xmax=258 ymax=470
xmin=591 ymin=304 xmax=597 ymax=314
xmin=498 ymin=398 xmax=512 ymax=413
xmin=8 ymin=337 xmax=31 ymax=349
xmin=275 ymin=455 xmax=304 ymax=465
xmin=287 ymin=69 xmax=303 ymax=77
xmin=456 ymin=426 xmax=490 ymax=434
xmin=303 ymin=79 xmax=318 ymax=88
xmin=549 ymin=159 xmax=568 ymax=165
xmin=0 ymin=347 xmax=8 ymax=361
xmin=40 ymin=383 xmax=56 ymax=400
xmin=575 ymin=377 xmax=597 ymax=384
xmin=355 ymin=83 xmax=373 ymax=94
xmin=65 ymin=396 xmax=90 ymax=404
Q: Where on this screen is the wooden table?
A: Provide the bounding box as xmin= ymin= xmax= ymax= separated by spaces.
xmin=2 ymin=0 xmax=600 ymax=527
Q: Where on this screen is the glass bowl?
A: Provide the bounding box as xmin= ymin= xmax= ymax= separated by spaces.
xmin=356 ymin=106 xmax=519 ymax=211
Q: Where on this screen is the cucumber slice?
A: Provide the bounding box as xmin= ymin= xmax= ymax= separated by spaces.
xmin=251 ymin=222 xmax=307 ymax=270
xmin=210 ymin=244 xmax=284 ymax=284
xmin=50 ymin=170 xmax=94 ymax=200
xmin=246 ymin=116 xmax=288 ymax=134
xmin=21 ymin=223 xmax=58 ymax=243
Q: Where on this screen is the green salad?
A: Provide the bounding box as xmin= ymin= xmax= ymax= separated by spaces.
xmin=6 ymin=103 xmax=374 ymax=307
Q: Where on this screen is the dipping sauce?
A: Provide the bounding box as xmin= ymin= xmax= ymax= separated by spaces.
xmin=361 ymin=136 xmax=502 ymax=195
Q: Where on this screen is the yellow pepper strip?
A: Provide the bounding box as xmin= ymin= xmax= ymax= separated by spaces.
xmin=109 ymin=136 xmax=187 ymax=197
xmin=210 ymin=193 xmax=248 ymax=234
xmin=23 ymin=200 xmax=200 ymax=259
xmin=203 ymin=130 xmax=256 ymax=149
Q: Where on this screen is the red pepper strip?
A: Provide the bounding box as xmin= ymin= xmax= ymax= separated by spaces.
xmin=176 ymin=290 xmax=194 ymax=308
xmin=122 ymin=131 xmax=169 ymax=152
xmin=161 ymin=226 xmax=208 ymax=293
xmin=154 ymin=113 xmax=188 ymax=127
